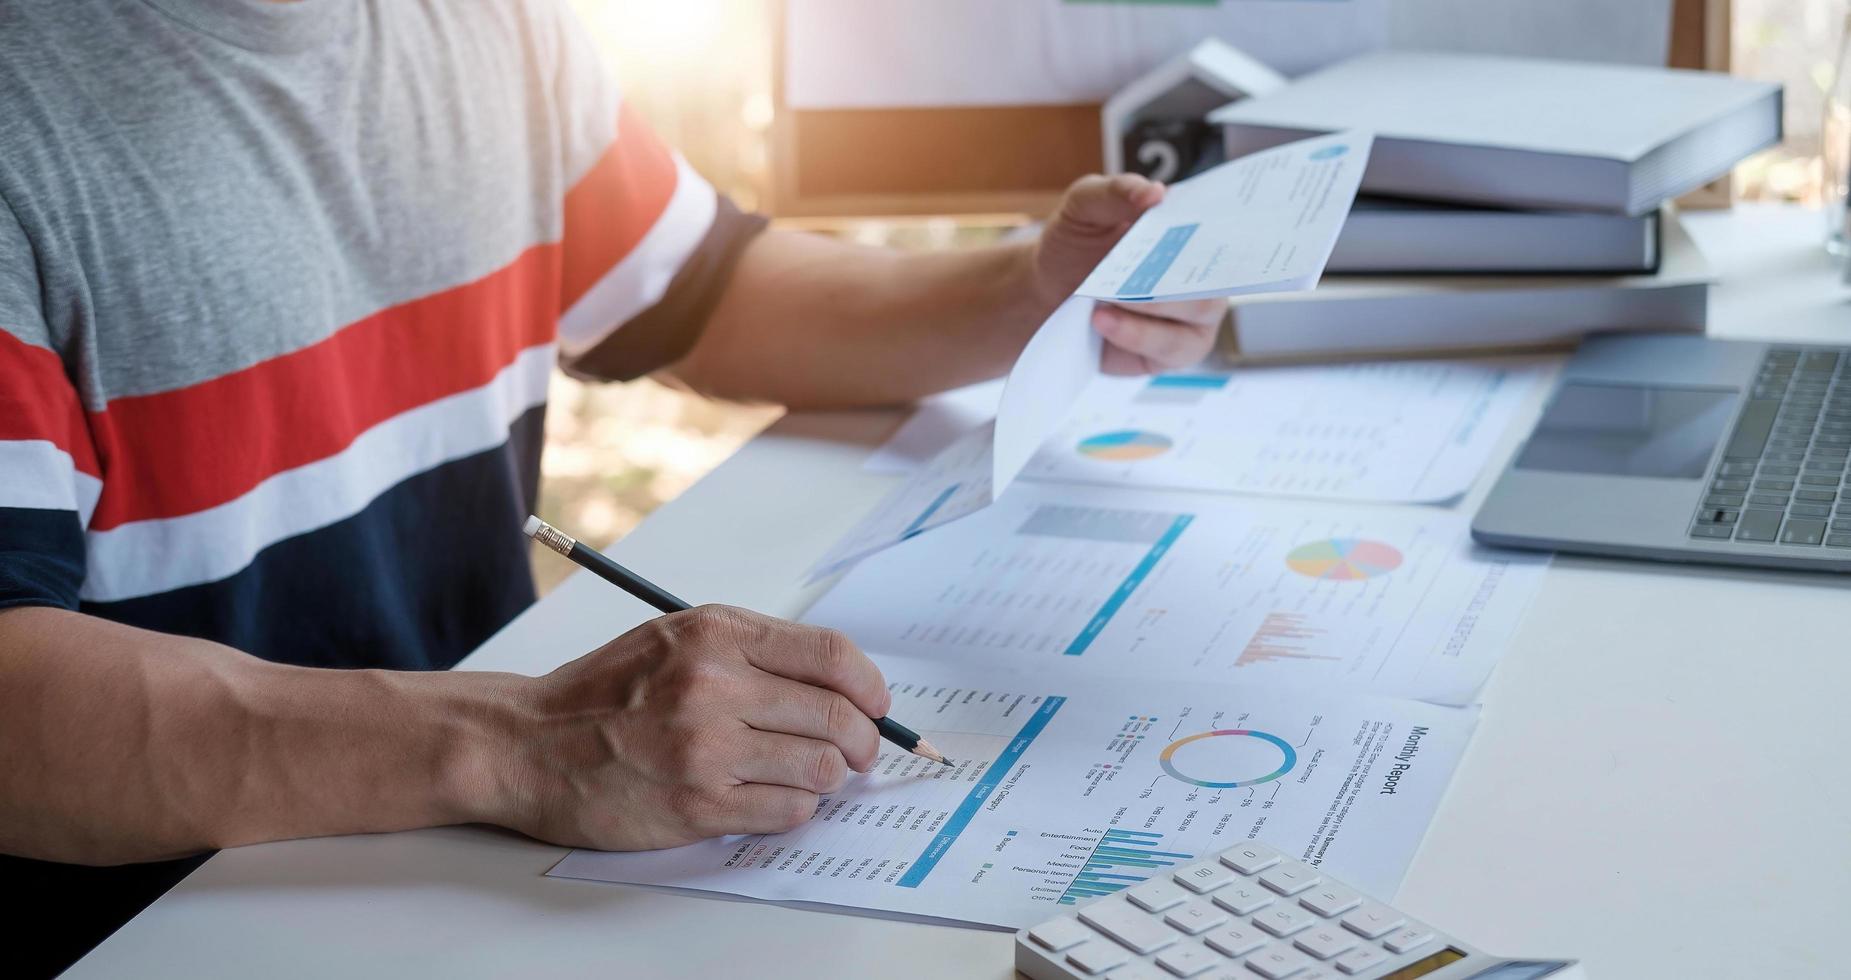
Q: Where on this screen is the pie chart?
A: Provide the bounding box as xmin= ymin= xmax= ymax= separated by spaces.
xmin=1159 ymin=729 xmax=1297 ymax=789
xmin=1077 ymin=430 xmax=1172 ymax=461
xmin=1285 ymin=538 xmax=1403 ymax=581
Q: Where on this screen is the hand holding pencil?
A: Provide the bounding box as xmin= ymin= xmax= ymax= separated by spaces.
xmin=511 ymin=517 xmax=948 ymax=852
xmin=526 ymin=516 xmax=948 ymax=768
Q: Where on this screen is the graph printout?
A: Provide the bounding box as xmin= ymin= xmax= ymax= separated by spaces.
xmin=1073 ymin=131 xmax=1371 ymax=303
xmin=547 ymin=662 xmax=1476 ymax=929
xmin=1023 ymin=359 xmax=1547 ymax=504
xmin=803 ymin=483 xmax=1549 ymax=706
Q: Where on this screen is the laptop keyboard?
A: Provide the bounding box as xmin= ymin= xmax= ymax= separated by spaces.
xmin=1690 ymin=348 xmax=1851 ymax=549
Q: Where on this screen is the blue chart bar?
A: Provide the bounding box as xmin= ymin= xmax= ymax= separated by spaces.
xmin=1150 ymin=374 xmax=1231 ymax=390
xmin=1117 ymin=223 xmax=1199 ymax=299
xmin=1065 ymin=515 xmax=1194 ymax=655
xmin=901 ymin=483 xmax=960 ymax=540
xmin=897 ymin=697 xmax=1066 ymax=889
xmin=1059 ymin=829 xmax=1195 ymax=904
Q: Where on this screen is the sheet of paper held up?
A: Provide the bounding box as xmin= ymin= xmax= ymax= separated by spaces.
xmin=808 ymin=131 xmax=1373 ymax=580
xmin=548 ymin=658 xmax=1476 ymax=930
xmin=1075 ymin=129 xmax=1371 ymax=302
xmin=806 ymin=482 xmax=1548 ymax=707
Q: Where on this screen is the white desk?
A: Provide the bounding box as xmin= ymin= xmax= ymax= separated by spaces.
xmin=72 ymin=205 xmax=1851 ymax=979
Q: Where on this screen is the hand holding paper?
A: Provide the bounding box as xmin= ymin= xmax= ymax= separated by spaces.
xmin=1075 ymin=129 xmax=1372 ymax=302
xmin=809 ymin=130 xmax=1373 ymax=579
xmin=1030 ymin=174 xmax=1225 ymax=374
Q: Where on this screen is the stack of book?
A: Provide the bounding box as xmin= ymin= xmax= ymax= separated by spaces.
xmin=1207 ymin=51 xmax=1783 ymax=360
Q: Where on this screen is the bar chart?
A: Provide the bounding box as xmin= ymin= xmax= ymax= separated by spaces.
xmin=1057 ymin=829 xmax=1194 ymax=905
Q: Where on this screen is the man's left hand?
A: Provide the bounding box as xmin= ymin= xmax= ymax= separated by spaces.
xmin=1031 ymin=174 xmax=1225 ymax=375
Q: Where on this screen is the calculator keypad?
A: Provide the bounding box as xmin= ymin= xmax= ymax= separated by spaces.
xmin=1029 ymin=845 xmax=1458 ymax=978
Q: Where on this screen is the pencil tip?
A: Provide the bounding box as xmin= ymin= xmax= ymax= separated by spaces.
xmin=914 ymin=739 xmax=952 ymax=767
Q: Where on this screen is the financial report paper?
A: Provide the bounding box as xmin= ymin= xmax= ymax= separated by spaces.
xmin=1024 ymin=359 xmax=1548 ymax=504
xmin=805 ymin=483 xmax=1548 ymax=706
xmin=863 ymin=358 xmax=1550 ymax=505
xmin=1075 ymin=130 xmax=1371 ymax=302
xmin=548 ymin=662 xmax=1475 ymax=929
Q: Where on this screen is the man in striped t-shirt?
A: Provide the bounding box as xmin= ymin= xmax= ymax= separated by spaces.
xmin=0 ymin=1 xmax=1220 ymax=969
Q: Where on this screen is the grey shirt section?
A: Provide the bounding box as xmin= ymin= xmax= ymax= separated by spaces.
xmin=0 ymin=0 xmax=607 ymax=408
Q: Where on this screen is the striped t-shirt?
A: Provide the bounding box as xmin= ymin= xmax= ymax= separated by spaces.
xmin=0 ymin=0 xmax=764 ymax=671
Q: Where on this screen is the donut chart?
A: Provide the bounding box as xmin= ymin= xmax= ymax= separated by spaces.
xmin=1076 ymin=430 xmax=1173 ymax=461
xmin=1158 ymin=729 xmax=1297 ymax=789
xmin=1285 ymin=538 xmax=1403 ymax=581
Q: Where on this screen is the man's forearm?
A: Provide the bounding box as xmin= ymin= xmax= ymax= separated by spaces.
xmin=668 ymin=230 xmax=1057 ymax=409
xmin=0 ymin=606 xmax=518 ymax=864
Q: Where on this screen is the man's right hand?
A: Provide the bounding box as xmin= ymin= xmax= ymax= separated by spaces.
xmin=485 ymin=605 xmax=892 ymax=851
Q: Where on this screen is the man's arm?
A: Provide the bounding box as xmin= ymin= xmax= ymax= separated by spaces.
xmin=666 ymin=175 xmax=1226 ymax=410
xmin=0 ymin=604 xmax=889 ymax=864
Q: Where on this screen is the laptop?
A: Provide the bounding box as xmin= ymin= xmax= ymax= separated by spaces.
xmin=1474 ymin=333 xmax=1851 ymax=572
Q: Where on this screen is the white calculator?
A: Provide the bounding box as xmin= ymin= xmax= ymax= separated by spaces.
xmin=1015 ymin=840 xmax=1581 ymax=980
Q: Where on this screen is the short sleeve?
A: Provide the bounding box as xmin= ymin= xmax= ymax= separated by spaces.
xmin=544 ymin=2 xmax=768 ymax=382
xmin=0 ymin=202 xmax=93 ymax=611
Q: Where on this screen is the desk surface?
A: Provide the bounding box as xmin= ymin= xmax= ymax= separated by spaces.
xmin=71 ymin=205 xmax=1851 ymax=979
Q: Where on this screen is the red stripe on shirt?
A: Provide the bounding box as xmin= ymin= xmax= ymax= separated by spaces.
xmin=84 ymin=245 xmax=562 ymax=531
xmin=559 ymin=101 xmax=680 ymax=313
xmin=0 ymin=329 xmax=101 ymax=478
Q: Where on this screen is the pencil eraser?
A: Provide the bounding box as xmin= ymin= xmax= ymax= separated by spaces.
xmin=522 ymin=515 xmax=542 ymax=539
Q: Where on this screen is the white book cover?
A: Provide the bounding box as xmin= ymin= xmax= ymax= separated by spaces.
xmin=1211 ymin=51 xmax=1781 ymax=212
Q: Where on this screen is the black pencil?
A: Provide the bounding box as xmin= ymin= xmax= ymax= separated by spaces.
xmin=524 ymin=516 xmax=951 ymax=767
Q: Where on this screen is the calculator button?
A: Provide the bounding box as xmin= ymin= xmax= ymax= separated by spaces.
xmin=1254 ymin=903 xmax=1319 ymax=938
xmin=1164 ymin=900 xmax=1229 ymax=935
xmin=1155 ymin=941 xmax=1221 ymax=977
xmin=1382 ymin=923 xmax=1436 ymax=954
xmin=1292 ymin=969 xmax=1340 ymax=980
xmin=1081 ymin=900 xmax=1182 ymax=955
xmin=1334 ymin=945 xmax=1389 ymax=975
xmin=1218 ymin=842 xmax=1283 ymax=875
xmin=1736 ymin=509 xmax=1782 ymax=541
xmin=1067 ymin=940 xmax=1131 ymax=975
xmin=1298 ymin=884 xmax=1363 ymax=918
xmin=1028 ymin=916 xmax=1092 ymax=952
xmin=1211 ymin=882 xmax=1275 ymax=915
xmin=1780 ymin=519 xmax=1827 ymax=545
xmin=1258 ymin=861 xmax=1321 ymax=896
xmin=1246 ymin=942 xmax=1316 ymax=978
xmin=1128 ymin=878 xmax=1192 ymax=913
xmin=1175 ymin=861 xmax=1239 ymax=893
xmin=1338 ymin=902 xmax=1405 ymax=939
xmin=1104 ymin=965 xmax=1168 ymax=980
xmin=1203 ymin=922 xmax=1267 ymax=958
xmin=1293 ymin=926 xmax=1359 ymax=960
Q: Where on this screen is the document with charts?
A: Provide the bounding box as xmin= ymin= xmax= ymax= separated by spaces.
xmin=548 ymin=661 xmax=1476 ymax=930
xmin=1073 ymin=130 xmax=1370 ymax=302
xmin=1023 ymin=359 xmax=1547 ymax=504
xmin=804 ymin=483 xmax=1548 ymax=706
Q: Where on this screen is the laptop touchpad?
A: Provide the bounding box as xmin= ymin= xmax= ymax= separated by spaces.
xmin=1516 ymin=382 xmax=1739 ymax=480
